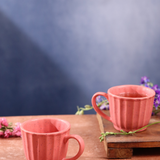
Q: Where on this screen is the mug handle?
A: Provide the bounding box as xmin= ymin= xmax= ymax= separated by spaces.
xmin=91 ymin=92 xmax=112 ymax=122
xmin=63 ymin=135 xmax=85 ymax=160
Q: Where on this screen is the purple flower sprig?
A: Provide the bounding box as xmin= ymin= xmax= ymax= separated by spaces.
xmin=0 ymin=118 xmax=21 ymax=138
xmin=76 ymin=76 xmax=160 ymax=115
xmin=75 ymin=96 xmax=109 ymax=115
xmin=96 ymin=96 xmax=109 ymax=110
xmin=140 ymin=76 xmax=160 ymax=115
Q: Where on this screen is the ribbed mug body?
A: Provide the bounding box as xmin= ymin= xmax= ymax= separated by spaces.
xmin=21 ymin=118 xmax=70 ymax=160
xmin=21 ymin=130 xmax=69 ymax=160
xmin=92 ymin=85 xmax=155 ymax=132
xmin=108 ymin=94 xmax=154 ymax=132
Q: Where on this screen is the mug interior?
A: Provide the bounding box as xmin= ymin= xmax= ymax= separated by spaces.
xmin=108 ymin=85 xmax=155 ymax=99
xmin=21 ymin=118 xmax=70 ymax=134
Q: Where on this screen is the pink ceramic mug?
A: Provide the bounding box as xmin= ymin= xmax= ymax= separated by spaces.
xmin=21 ymin=118 xmax=85 ymax=160
xmin=92 ymin=85 xmax=155 ymax=132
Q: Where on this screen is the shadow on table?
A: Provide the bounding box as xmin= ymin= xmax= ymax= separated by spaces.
xmin=133 ymin=147 xmax=160 ymax=157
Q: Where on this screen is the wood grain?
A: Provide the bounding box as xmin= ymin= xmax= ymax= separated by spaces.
xmin=0 ymin=114 xmax=107 ymax=160
xmin=97 ymin=110 xmax=160 ymax=159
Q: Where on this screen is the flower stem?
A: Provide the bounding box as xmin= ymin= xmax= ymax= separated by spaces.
xmin=99 ymin=121 xmax=160 ymax=142
xmin=75 ymin=105 xmax=93 ymax=115
xmin=75 ymin=100 xmax=108 ymax=115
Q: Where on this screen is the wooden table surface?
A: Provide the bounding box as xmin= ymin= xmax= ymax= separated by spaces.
xmin=0 ymin=114 xmax=160 ymax=160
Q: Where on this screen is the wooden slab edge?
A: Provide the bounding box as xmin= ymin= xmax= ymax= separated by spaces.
xmin=96 ymin=113 xmax=108 ymax=156
xmin=96 ymin=113 xmax=133 ymax=159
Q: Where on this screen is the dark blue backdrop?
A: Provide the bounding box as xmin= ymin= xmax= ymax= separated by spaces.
xmin=0 ymin=0 xmax=160 ymax=116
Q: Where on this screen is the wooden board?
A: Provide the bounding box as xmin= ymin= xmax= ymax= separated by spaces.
xmin=0 ymin=114 xmax=107 ymax=160
xmin=97 ymin=111 xmax=160 ymax=159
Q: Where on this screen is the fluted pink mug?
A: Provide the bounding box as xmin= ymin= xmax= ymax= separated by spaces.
xmin=21 ymin=118 xmax=85 ymax=160
xmin=92 ymin=85 xmax=155 ymax=132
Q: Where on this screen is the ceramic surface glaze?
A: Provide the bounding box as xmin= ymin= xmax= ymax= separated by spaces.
xmin=21 ymin=118 xmax=84 ymax=160
xmin=92 ymin=85 xmax=155 ymax=132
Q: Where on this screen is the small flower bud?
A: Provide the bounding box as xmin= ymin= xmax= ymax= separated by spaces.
xmin=84 ymin=105 xmax=92 ymax=109
xmin=128 ymin=131 xmax=133 ymax=134
xmin=78 ymin=110 xmax=84 ymax=115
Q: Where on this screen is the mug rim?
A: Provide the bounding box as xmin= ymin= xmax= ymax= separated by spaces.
xmin=108 ymin=84 xmax=155 ymax=100
xmin=21 ymin=118 xmax=71 ymax=135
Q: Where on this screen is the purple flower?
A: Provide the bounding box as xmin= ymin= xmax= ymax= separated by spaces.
xmin=152 ymin=85 xmax=160 ymax=95
xmin=152 ymin=112 xmax=155 ymax=116
xmin=157 ymin=94 xmax=160 ymax=99
xmin=144 ymin=83 xmax=150 ymax=88
xmin=100 ymin=103 xmax=109 ymax=110
xmin=152 ymin=85 xmax=159 ymax=90
xmin=140 ymin=76 xmax=150 ymax=84
xmin=96 ymin=96 xmax=103 ymax=103
xmin=154 ymin=97 xmax=160 ymax=109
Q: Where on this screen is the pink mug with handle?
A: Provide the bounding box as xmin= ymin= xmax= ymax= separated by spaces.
xmin=21 ymin=118 xmax=85 ymax=160
xmin=92 ymin=85 xmax=155 ymax=132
